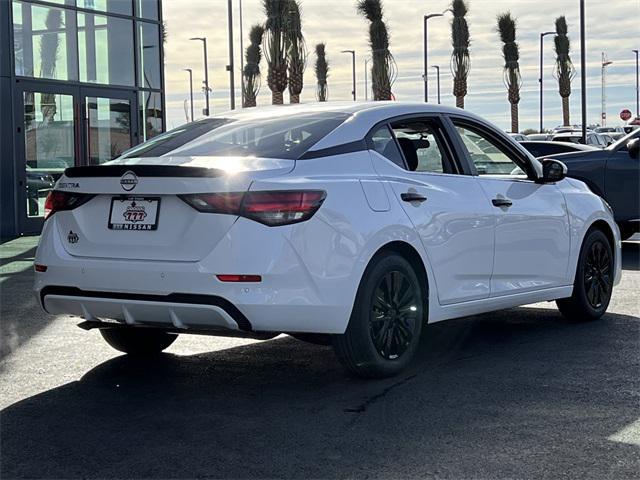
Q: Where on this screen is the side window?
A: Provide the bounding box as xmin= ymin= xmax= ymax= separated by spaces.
xmin=390 ymin=120 xmax=453 ymax=173
xmin=369 ymin=125 xmax=406 ymax=168
xmin=454 ymin=123 xmax=523 ymax=176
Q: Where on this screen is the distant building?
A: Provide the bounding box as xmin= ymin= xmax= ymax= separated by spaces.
xmin=1 ymin=0 xmax=165 ymax=238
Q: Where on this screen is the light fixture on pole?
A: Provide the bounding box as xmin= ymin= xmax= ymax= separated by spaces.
xmin=423 ymin=13 xmax=444 ymax=103
xmin=539 ymin=31 xmax=555 ymax=133
xmin=226 ymin=0 xmax=235 ymax=110
xmin=190 ymin=37 xmax=211 ymax=116
xmin=601 ymin=52 xmax=613 ymax=126
xmin=431 ymin=65 xmax=441 ymax=104
xmin=183 ymin=68 xmax=194 ymax=122
xmin=580 ymin=0 xmax=587 ymax=144
xmin=633 ymin=49 xmax=639 ymax=118
xmin=342 ymin=50 xmax=356 ymax=101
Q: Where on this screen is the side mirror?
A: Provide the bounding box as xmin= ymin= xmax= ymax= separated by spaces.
xmin=628 ymin=138 xmax=640 ymax=159
xmin=538 ymin=158 xmax=567 ymax=183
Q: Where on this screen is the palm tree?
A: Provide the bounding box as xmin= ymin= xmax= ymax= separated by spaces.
xmin=553 ymin=16 xmax=575 ymax=126
xmin=357 ymin=0 xmax=396 ymax=101
xmin=450 ymin=0 xmax=470 ymax=109
xmin=497 ymin=13 xmax=521 ymax=133
xmin=285 ymin=0 xmax=306 ymax=103
xmin=315 ymin=43 xmax=329 ymax=102
xmin=243 ymin=25 xmax=265 ymax=107
xmin=40 ymin=9 xmax=62 ymax=123
xmin=263 ymin=0 xmax=289 ymax=105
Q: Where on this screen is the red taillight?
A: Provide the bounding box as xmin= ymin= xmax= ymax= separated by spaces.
xmin=44 ymin=191 xmax=94 ymax=220
xmin=34 ymin=264 xmax=48 ymax=272
xmin=180 ymin=190 xmax=326 ymax=227
xmin=216 ymin=274 xmax=262 ymax=282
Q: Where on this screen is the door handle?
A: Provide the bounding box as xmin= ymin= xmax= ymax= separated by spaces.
xmin=401 ymin=192 xmax=427 ymax=203
xmin=492 ymin=198 xmax=513 ymax=207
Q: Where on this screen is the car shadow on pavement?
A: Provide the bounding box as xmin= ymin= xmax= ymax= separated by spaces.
xmin=1 ymin=307 xmax=638 ymax=479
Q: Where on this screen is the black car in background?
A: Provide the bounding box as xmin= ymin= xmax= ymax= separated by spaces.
xmin=548 ymin=130 xmax=640 ymax=240
xmin=519 ymin=141 xmax=598 ymax=158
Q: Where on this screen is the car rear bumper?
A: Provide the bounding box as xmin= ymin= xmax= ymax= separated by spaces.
xmin=33 ymin=217 xmax=356 ymax=335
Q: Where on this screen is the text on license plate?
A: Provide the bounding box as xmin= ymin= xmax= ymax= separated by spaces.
xmin=108 ymin=197 xmax=160 ymax=231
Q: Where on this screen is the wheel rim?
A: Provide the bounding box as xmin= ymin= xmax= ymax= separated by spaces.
xmin=370 ymin=270 xmax=420 ymax=360
xmin=584 ymin=240 xmax=612 ymax=309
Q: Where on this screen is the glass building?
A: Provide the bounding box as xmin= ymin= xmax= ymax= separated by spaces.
xmin=1 ymin=0 xmax=165 ymax=237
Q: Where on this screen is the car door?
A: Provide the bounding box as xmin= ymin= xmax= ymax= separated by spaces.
xmin=449 ymin=118 xmax=572 ymax=297
xmin=604 ymin=132 xmax=640 ymax=222
xmin=366 ymin=116 xmax=495 ymax=305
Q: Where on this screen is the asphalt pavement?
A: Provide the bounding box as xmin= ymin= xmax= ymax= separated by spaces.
xmin=1 ymin=236 xmax=638 ymax=479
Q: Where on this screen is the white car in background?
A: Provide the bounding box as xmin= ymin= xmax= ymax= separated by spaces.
xmin=34 ymin=102 xmax=621 ymax=378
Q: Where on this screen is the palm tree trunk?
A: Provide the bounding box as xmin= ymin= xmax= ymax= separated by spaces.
xmin=272 ymin=91 xmax=284 ymax=105
xmin=562 ymin=96 xmax=570 ymax=126
xmin=290 ymin=93 xmax=300 ymax=103
xmin=456 ymin=96 xmax=464 ymax=108
xmin=511 ymin=102 xmax=519 ymax=133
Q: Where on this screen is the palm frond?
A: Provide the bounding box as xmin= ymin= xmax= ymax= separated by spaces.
xmin=315 ymin=42 xmax=329 ymax=101
xmin=243 ymin=24 xmax=265 ymax=107
xmin=450 ymin=0 xmax=470 ymax=107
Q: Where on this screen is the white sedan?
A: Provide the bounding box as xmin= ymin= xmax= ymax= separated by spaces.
xmin=34 ymin=102 xmax=622 ymax=378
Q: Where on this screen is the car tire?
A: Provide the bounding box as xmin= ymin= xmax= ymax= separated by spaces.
xmin=100 ymin=328 xmax=178 ymax=355
xmin=332 ymin=252 xmax=425 ymax=379
xmin=617 ymin=223 xmax=637 ymax=241
xmin=556 ymin=228 xmax=614 ymax=322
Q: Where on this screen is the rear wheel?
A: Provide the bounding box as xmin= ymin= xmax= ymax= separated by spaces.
xmin=100 ymin=328 xmax=178 ymax=355
xmin=557 ymin=229 xmax=613 ymax=321
xmin=333 ymin=252 xmax=425 ymax=378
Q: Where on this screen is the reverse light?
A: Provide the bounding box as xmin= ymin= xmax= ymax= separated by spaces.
xmin=180 ymin=190 xmax=326 ymax=227
xmin=216 ymin=274 xmax=262 ymax=282
xmin=44 ymin=191 xmax=95 ymax=220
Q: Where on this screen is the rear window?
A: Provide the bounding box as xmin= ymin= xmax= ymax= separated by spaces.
xmin=119 ymin=118 xmax=232 ymax=159
xmin=156 ymin=112 xmax=350 ymax=160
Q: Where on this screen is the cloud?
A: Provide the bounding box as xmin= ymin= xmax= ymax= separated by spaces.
xmin=162 ymin=0 xmax=639 ymax=131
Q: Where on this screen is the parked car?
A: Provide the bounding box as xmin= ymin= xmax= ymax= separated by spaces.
xmin=508 ymin=133 xmax=528 ymax=142
xmin=34 ymin=102 xmax=621 ymax=378
xmin=26 ymin=166 xmax=55 ymax=217
xmin=595 ymin=126 xmax=624 ymax=135
xmin=552 ymin=131 xmax=607 ymax=148
xmin=526 ymin=133 xmax=551 ymax=141
xmin=519 ymin=141 xmax=598 ymax=158
xmin=547 ymin=129 xmax=640 ymax=240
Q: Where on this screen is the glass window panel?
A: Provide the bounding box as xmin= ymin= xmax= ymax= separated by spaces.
xmin=87 ymin=96 xmax=132 ymax=164
xmin=78 ymin=12 xmax=134 ymax=86
xmin=455 ymin=125 xmax=519 ymax=175
xmin=369 ymin=125 xmax=405 ymax=168
xmin=136 ymin=0 xmax=158 ymax=20
xmin=23 ymin=91 xmax=76 ymax=217
xmin=139 ymin=91 xmax=164 ymax=141
xmin=77 ymin=0 xmax=133 ymax=16
xmin=13 ymin=1 xmax=78 ymax=80
xmin=138 ymin=22 xmax=161 ymax=89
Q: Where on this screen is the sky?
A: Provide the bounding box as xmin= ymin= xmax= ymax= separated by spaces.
xmin=162 ymin=0 xmax=640 ymax=132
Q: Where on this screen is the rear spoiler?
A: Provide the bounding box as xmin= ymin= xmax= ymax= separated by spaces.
xmin=64 ymin=165 xmax=225 ymax=178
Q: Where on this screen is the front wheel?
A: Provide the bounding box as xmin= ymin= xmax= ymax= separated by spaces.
xmin=333 ymin=252 xmax=425 ymax=378
xmin=100 ymin=328 xmax=178 ymax=355
xmin=557 ymin=229 xmax=614 ymax=321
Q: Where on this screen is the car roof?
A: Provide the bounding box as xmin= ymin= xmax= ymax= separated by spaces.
xmin=520 ymin=141 xmax=596 ymax=150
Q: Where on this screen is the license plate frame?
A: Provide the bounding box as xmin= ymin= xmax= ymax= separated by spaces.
xmin=108 ymin=196 xmax=161 ymax=231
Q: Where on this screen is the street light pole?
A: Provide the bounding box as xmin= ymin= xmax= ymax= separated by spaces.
xmin=580 ymin=0 xmax=587 ymax=144
xmin=364 ymin=57 xmax=370 ymax=101
xmin=633 ymin=49 xmax=639 ymax=118
xmin=190 ymin=37 xmax=210 ymax=116
xmin=601 ymin=52 xmax=613 ymax=126
xmin=183 ymin=68 xmax=194 ymax=122
xmin=431 ymin=65 xmax=441 ymax=104
xmin=539 ymin=31 xmax=555 ymax=133
xmin=239 ymin=0 xmax=245 ymax=106
xmin=342 ymin=50 xmax=356 ymax=101
xmin=424 ymin=13 xmax=444 ymax=103
xmin=227 ymin=0 xmax=235 ymax=110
